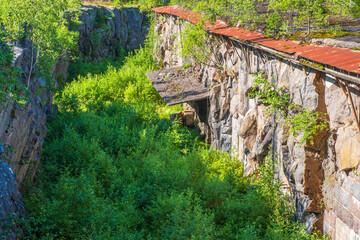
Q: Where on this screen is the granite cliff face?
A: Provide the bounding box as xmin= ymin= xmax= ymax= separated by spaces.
xmin=154 ymin=13 xmax=360 ymax=239
xmin=78 ymin=5 xmax=149 ymax=59
xmin=0 ymin=5 xmax=149 ymax=238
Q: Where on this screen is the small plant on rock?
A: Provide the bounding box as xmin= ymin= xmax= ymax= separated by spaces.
xmin=249 ymin=72 xmax=328 ymax=145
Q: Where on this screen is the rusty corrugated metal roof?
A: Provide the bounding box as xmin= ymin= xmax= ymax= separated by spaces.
xmin=153 ymin=5 xmax=228 ymax=31
xmin=153 ymin=6 xmax=360 ymax=75
xmin=212 ymin=27 xmax=266 ymax=41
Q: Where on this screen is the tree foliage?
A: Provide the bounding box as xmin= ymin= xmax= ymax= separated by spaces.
xmin=180 ymin=23 xmax=223 ymax=68
xmin=0 ymin=0 xmax=82 ymax=82
xmin=268 ymin=0 xmax=328 ymax=34
xmin=0 ymin=38 xmax=28 ymax=106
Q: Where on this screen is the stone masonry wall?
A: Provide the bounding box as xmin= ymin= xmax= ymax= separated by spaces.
xmin=155 ymin=13 xmax=360 ymax=239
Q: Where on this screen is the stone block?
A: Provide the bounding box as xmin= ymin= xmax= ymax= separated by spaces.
xmin=324 ymin=221 xmax=334 ymax=237
xmin=354 ymin=217 xmax=360 ymax=235
xmin=336 ymin=217 xmax=351 ymax=240
xmin=353 ymin=181 xmax=360 ymax=202
xmin=183 ymin=110 xmax=195 ymax=127
xmin=350 ymin=196 xmax=360 ymax=220
xmin=334 ymin=199 xmax=354 ymax=228
xmin=335 ymin=185 xmax=350 ymax=208
xmin=239 ymin=109 xmax=257 ymax=138
xmin=324 ymin=210 xmax=337 ymax=230
xmin=335 ymin=126 xmax=360 ymax=171
xmin=343 ymin=176 xmax=355 ymax=195
xmin=350 ymin=229 xmax=360 ymax=240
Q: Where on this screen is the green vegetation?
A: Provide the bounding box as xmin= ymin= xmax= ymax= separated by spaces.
xmin=249 ymin=73 xmax=328 ymax=145
xmin=269 ymin=0 xmax=328 ymax=34
xmin=180 ymin=23 xmax=222 ymax=68
xmin=299 ymin=59 xmax=325 ymax=70
xmin=172 ymin=0 xmax=266 ymax=27
xmin=0 ymin=39 xmax=28 ymax=106
xmin=169 ymin=0 xmax=359 ymax=35
xmin=85 ymin=0 xmax=360 ymax=34
xmin=83 ymin=0 xmax=167 ymax=10
xmin=0 ymin=0 xmax=82 ymax=106
xmin=13 ymin=17 xmax=327 ymax=240
xmin=0 ymin=0 xmax=81 ymax=82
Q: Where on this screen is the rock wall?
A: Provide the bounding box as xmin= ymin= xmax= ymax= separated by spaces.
xmin=0 ymin=5 xmax=148 ymax=237
xmin=79 ymin=5 xmax=149 ymax=59
xmin=0 ymin=39 xmax=55 ymax=239
xmin=155 ymin=13 xmax=360 ymax=239
xmin=0 ymin=41 xmax=55 ymax=191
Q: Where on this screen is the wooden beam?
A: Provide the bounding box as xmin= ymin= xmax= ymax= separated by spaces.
xmin=302 ymin=65 xmax=308 ymax=77
xmin=334 ymin=76 xmax=348 ymax=98
xmin=345 ymin=81 xmax=360 ymax=131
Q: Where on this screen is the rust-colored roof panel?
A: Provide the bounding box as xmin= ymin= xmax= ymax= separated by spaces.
xmin=254 ymin=39 xmax=312 ymax=54
xmin=314 ymin=51 xmax=357 ymax=65
xmin=299 ymin=47 xmax=360 ymax=73
xmin=212 ymin=27 xmax=266 ymax=41
xmin=153 ymin=6 xmax=360 ymax=75
xmin=310 ymin=52 xmax=353 ymax=65
xmin=153 ymin=6 xmax=228 ymax=31
xmin=333 ymin=58 xmax=360 ymax=73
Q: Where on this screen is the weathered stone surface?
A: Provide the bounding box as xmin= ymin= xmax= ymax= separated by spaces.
xmin=79 ymin=6 xmax=149 ymax=60
xmin=335 ymin=125 xmax=360 ymax=171
xmin=306 ymin=213 xmax=324 ymax=233
xmin=0 ymin=162 xmax=16 ymax=219
xmin=336 ymin=217 xmax=360 ymax=240
xmin=0 ymin=161 xmax=25 ymax=239
xmin=334 ymin=200 xmax=354 ymax=229
xmin=239 ymin=109 xmax=257 ymax=138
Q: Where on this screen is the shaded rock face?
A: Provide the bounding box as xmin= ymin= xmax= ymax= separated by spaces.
xmin=0 ymin=40 xmax=60 ymax=239
xmin=0 ymin=41 xmax=54 ymax=191
xmin=0 ymin=161 xmax=24 ymax=239
xmin=79 ymin=5 xmax=149 ymax=59
xmin=155 ymin=13 xmax=360 ymax=238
